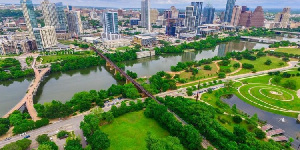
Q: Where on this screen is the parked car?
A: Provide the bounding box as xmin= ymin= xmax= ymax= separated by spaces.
xmin=24 ymin=135 xmax=30 ymax=139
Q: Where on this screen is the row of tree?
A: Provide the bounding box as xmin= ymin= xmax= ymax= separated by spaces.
xmin=269 ymin=40 xmax=297 ymax=48
xmin=154 ymin=36 xmax=240 ymax=55
xmin=50 ymin=56 xmax=105 ymax=72
xmin=8 ymin=111 xmax=49 ymax=134
xmin=144 ymin=99 xmax=202 ymax=150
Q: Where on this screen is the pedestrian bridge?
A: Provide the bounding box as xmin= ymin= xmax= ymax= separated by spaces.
xmin=3 ymin=66 xmax=50 ymax=121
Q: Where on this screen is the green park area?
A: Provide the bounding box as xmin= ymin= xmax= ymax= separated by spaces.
xmin=101 ymin=111 xmax=169 ymax=150
xmin=234 ymin=56 xmax=287 ymax=75
xmin=41 ymin=51 xmax=94 ymax=64
xmin=234 ymin=69 xmax=300 ymax=117
xmin=179 ymin=63 xmax=218 ymax=80
xmin=273 ymin=48 xmax=300 ymax=55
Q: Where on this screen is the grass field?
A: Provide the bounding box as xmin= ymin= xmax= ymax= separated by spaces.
xmin=41 ymin=55 xmax=82 ymax=64
xmin=101 ymin=111 xmax=169 ymax=150
xmin=273 ymin=48 xmax=300 ymax=55
xmin=180 ymin=63 xmax=218 ymax=81
xmin=239 ymin=56 xmax=287 ymax=72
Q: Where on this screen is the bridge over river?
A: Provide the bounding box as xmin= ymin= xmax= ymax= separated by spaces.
xmin=2 ymin=58 xmax=50 ymax=121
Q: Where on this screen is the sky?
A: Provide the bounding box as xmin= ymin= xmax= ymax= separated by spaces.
xmin=2 ymin=0 xmax=299 ymax=9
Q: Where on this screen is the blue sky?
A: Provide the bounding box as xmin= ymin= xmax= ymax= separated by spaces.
xmin=4 ymin=0 xmax=299 ymax=9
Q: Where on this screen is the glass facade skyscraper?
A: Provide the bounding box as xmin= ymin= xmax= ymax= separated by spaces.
xmin=224 ymin=0 xmax=236 ymax=23
xmin=203 ymin=4 xmax=215 ymax=24
xmin=103 ymin=12 xmax=119 ymax=34
xmin=191 ymin=2 xmax=203 ymax=27
xmin=55 ymin=2 xmax=68 ymax=32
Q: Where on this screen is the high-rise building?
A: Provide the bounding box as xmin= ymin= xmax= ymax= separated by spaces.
xmin=103 ymin=12 xmax=118 ymax=34
xmin=55 ymin=2 xmax=67 ymax=31
xmin=170 ymin=6 xmax=179 ymax=19
xmin=141 ymin=0 xmax=151 ymax=32
xmin=41 ymin=0 xmax=67 ymax=32
xmin=20 ymin=0 xmax=43 ymax=50
xmin=66 ymin=11 xmax=83 ymax=36
xmin=150 ymin=9 xmax=159 ymax=24
xmin=224 ymin=0 xmax=236 ymax=23
xmin=20 ymin=0 xmax=38 ymax=40
xmin=239 ymin=6 xmax=251 ymax=27
xmin=34 ymin=26 xmax=58 ymax=49
xmin=164 ymin=10 xmax=172 ymax=19
xmin=185 ymin=6 xmax=195 ymax=30
xmin=191 ymin=2 xmax=203 ymax=26
xmin=41 ymin=0 xmax=58 ymax=28
xmin=166 ymin=18 xmax=176 ymax=36
xmin=230 ymin=5 xmax=242 ymax=26
xmin=274 ymin=7 xmax=291 ymax=28
xmin=250 ymin=6 xmax=265 ymax=27
xmin=203 ymin=4 xmax=215 ymax=24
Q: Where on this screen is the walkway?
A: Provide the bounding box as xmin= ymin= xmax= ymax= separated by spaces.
xmin=2 ymin=58 xmax=50 ymax=121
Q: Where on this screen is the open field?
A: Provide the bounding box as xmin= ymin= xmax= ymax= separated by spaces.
xmin=101 ymin=111 xmax=169 ymax=150
xmin=273 ymin=48 xmax=300 ymax=55
xmin=240 ymin=56 xmax=287 ymax=72
xmin=180 ymin=63 xmax=218 ymax=81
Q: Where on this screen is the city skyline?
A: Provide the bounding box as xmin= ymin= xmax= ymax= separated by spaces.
xmin=2 ymin=0 xmax=299 ymax=9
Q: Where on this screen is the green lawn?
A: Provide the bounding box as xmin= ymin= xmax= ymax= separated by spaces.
xmin=58 ymin=40 xmax=75 ymax=45
xmin=101 ymin=111 xmax=169 ymax=150
xmin=273 ymin=48 xmax=300 ymax=55
xmin=239 ymin=56 xmax=287 ymax=72
xmin=41 ymin=55 xmax=82 ymax=64
xmin=240 ymin=75 xmax=272 ymax=84
xmin=180 ymin=63 xmax=218 ymax=81
xmin=116 ymin=46 xmax=130 ymax=51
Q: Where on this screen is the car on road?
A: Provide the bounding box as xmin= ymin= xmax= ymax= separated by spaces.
xmin=24 ymin=135 xmax=30 ymax=139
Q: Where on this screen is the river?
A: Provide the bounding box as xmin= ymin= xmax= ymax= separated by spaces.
xmin=0 ymin=41 xmax=269 ymax=116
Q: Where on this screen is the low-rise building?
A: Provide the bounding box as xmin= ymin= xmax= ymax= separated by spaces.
xmin=133 ymin=35 xmax=156 ymax=47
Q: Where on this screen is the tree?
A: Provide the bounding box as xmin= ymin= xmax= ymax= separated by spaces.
xmin=65 ymin=134 xmax=83 ymax=150
xmin=254 ymin=128 xmax=266 ymax=139
xmin=36 ymin=134 xmax=50 ymax=144
xmin=283 ymin=80 xmax=296 ymax=90
xmin=273 ymin=76 xmax=282 ymax=84
xmin=186 ymin=88 xmax=193 ymax=96
xmin=80 ymin=114 xmax=100 ymax=137
xmin=218 ymin=72 xmax=226 ymax=78
xmin=282 ymin=57 xmax=290 ymax=62
xmin=233 ymin=63 xmax=240 ymax=68
xmin=233 ymin=116 xmax=242 ymax=124
xmin=57 ymin=130 xmax=70 ymax=139
xmin=15 ymin=139 xmax=32 ymax=150
xmin=103 ymin=111 xmax=114 ymax=123
xmin=231 ymin=104 xmax=237 ymax=113
xmin=264 ymin=59 xmax=272 ymax=65
xmin=87 ymin=130 xmax=110 ymax=150
xmin=203 ymin=65 xmax=212 ymax=70
xmin=233 ymin=126 xmax=247 ymax=144
xmin=37 ymin=144 xmax=52 ymax=150
xmin=0 ymin=124 xmax=9 ymax=136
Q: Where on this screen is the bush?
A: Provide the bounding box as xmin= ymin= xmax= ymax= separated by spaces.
xmin=242 ymin=63 xmax=254 ymax=69
xmin=232 ymin=116 xmax=242 ymax=124
xmin=218 ymin=72 xmax=226 ymax=78
xmin=264 ymin=59 xmax=272 ymax=65
xmin=204 ymin=65 xmax=212 ymax=70
xmin=233 ymin=63 xmax=240 ymax=68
